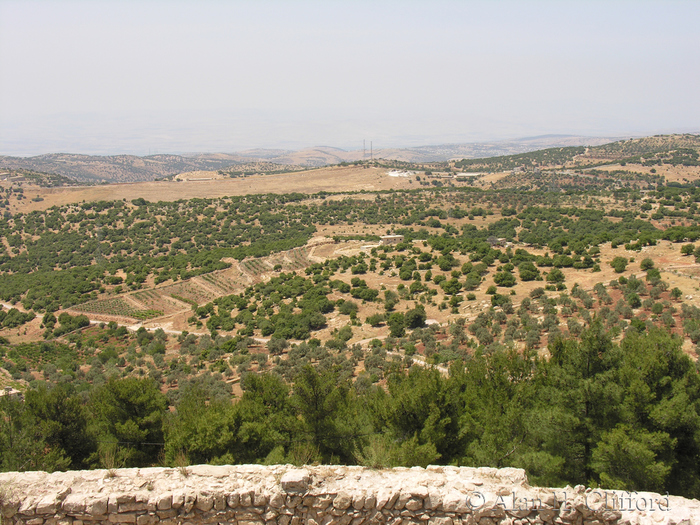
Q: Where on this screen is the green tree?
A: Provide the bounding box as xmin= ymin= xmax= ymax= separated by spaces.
xmin=236 ymin=373 xmax=299 ymax=463
xmin=164 ymin=385 xmax=239 ymax=466
xmin=546 ymin=268 xmax=565 ymax=284
xmin=292 ymin=365 xmax=355 ymax=463
xmin=0 ymin=395 xmax=69 ymax=472
xmin=493 ymin=272 xmax=516 ymax=287
xmin=90 ymin=377 xmax=168 ymax=467
xmin=640 ymin=257 xmax=655 ymax=270
xmin=25 ymin=384 xmax=96 ymax=469
xmin=537 ymin=321 xmax=623 ymax=484
xmin=388 ymin=312 xmax=406 ymax=337
xmin=610 ymin=257 xmax=628 ymax=273
xmin=405 ymin=305 xmax=427 ymax=329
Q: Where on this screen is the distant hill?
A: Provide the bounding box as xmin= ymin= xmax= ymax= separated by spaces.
xmin=0 ymin=153 xmax=254 ymax=183
xmin=451 ymin=134 xmax=700 ymax=172
xmin=0 ymin=168 xmax=81 ymax=187
xmin=6 ymin=134 xmax=695 ymax=184
xmin=580 ymin=134 xmax=700 ymax=161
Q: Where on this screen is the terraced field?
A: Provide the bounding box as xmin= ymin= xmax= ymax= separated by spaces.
xmin=71 ymin=297 xmax=163 ymax=320
xmin=66 ymin=242 xmax=345 ymax=325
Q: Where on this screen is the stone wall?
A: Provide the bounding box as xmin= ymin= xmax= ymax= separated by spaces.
xmin=1 ymin=465 xmax=698 ymax=525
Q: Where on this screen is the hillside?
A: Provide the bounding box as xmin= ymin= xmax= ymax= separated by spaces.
xmin=0 ymin=135 xmax=620 ymax=183
xmin=4 ymin=151 xmax=700 ymax=493
xmin=0 ymin=152 xmax=251 ymax=183
xmin=451 ymin=134 xmax=700 ymax=174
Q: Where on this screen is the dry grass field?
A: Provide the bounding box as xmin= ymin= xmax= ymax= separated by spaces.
xmin=2 ymin=165 xmax=424 ymax=214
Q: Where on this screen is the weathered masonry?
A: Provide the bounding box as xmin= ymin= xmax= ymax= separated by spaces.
xmin=1 ymin=465 xmax=698 ymax=525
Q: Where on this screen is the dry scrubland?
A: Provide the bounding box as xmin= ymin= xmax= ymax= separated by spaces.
xmin=3 ymin=155 xmax=700 ymax=357
xmin=4 ymin=136 xmax=700 ymax=495
xmin=2 ymin=166 xmax=422 ymax=214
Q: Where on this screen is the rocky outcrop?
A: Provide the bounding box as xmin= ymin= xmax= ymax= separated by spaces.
xmin=1 ymin=465 xmax=698 ymax=525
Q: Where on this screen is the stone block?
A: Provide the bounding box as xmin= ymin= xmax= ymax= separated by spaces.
xmin=476 ymin=508 xmax=505 ymax=520
xmin=182 ymin=491 xmax=196 ymax=513
xmin=36 ymin=495 xmax=59 ymax=516
xmin=213 ymin=492 xmax=226 ymax=512
xmin=425 ymin=493 xmax=443 ymax=511
xmin=154 ymin=494 xmax=171 ymax=512
xmin=353 ymin=494 xmax=366 ymax=510
xmin=409 ymin=488 xmax=429 ymax=500
xmin=387 ymin=493 xmax=401 ymax=510
xmin=27 ymin=518 xmax=45 ymax=525
xmin=287 ymin=495 xmax=302 ymax=509
xmin=156 ymin=510 xmax=177 ymax=519
xmin=195 ymin=492 xmax=213 ymax=512
xmin=136 ymin=515 xmax=159 ymax=525
xmin=1 ymin=495 xmax=20 ymax=519
xmin=62 ymin=496 xmax=87 ymax=515
xmin=601 ymin=511 xmax=621 ymax=522
xmin=226 ymin=492 xmax=239 ymax=509
xmin=442 ymin=491 xmax=470 ymax=514
xmin=269 ymin=492 xmax=285 ymax=509
xmin=108 ymin=513 xmax=138 ymax=523
xmin=19 ymin=497 xmax=39 ymax=516
xmin=429 ymin=519 xmax=453 ymax=525
xmin=395 ymin=494 xmax=412 ymax=511
xmin=238 ymin=512 xmax=264 ymax=520
xmin=88 ymin=497 xmax=109 ymax=517
xmin=119 ymin=502 xmax=148 ymax=513
xmin=376 ymin=491 xmax=393 ymax=511
xmin=317 ymin=496 xmax=333 ymax=510
xmin=405 ymin=499 xmax=423 ymax=512
xmin=240 ymin=491 xmax=254 ymax=507
xmin=334 ymin=492 xmax=352 ymax=510
xmin=280 ymin=470 xmax=310 ymax=493
xmin=170 ymin=492 xmax=184 ymax=510
xmin=538 ymin=510 xmax=557 ymax=521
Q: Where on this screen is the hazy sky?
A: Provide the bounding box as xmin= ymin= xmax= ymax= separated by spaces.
xmin=1 ymin=0 xmax=699 ymax=156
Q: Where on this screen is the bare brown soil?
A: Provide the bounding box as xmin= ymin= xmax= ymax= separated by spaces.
xmin=584 ymin=163 xmax=700 ymax=183
xmin=2 ymin=166 xmax=419 ymax=214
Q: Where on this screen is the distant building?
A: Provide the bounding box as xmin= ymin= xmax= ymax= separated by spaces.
xmin=0 ymin=387 xmax=24 ymax=401
xmin=380 ymin=235 xmax=404 ymax=246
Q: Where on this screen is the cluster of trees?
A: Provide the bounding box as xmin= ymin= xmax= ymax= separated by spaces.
xmin=3 ymin=323 xmax=700 ymax=498
xmin=3 ymin=179 xmax=694 ymax=313
xmin=453 ymin=147 xmax=586 ymax=172
xmin=0 ymin=307 xmax=35 ymax=329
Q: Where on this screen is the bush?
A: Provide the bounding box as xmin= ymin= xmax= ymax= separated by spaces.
xmin=493 ymin=272 xmax=516 ymax=287
xmin=546 ymin=268 xmax=565 ymax=283
xmin=610 ymin=256 xmax=628 ymax=273
xmin=640 ymin=258 xmax=655 ymax=270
